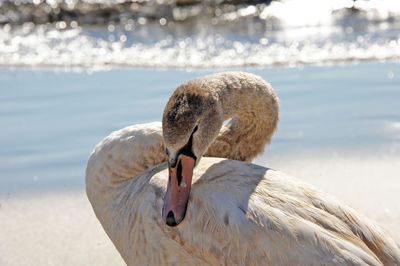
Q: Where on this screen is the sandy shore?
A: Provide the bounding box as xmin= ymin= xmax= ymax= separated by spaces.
xmin=0 ymin=190 xmax=125 ymax=266
xmin=1 ymin=152 xmax=399 ymax=266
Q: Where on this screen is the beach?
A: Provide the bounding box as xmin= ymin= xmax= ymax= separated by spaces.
xmin=1 ymin=62 xmax=399 ymax=265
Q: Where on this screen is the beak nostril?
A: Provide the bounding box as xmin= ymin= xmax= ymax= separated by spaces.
xmin=166 ymin=210 xmax=178 ymax=227
xmin=176 ymin=159 xmax=183 ymax=186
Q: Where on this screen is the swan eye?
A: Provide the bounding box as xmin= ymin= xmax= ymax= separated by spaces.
xmin=169 ymin=158 xmax=177 ymax=168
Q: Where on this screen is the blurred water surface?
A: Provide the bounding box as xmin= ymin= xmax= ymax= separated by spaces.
xmin=1 ymin=0 xmax=400 ymax=68
xmin=1 ymin=62 xmax=400 ymax=193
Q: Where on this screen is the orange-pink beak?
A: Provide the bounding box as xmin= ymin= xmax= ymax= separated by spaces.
xmin=162 ymin=154 xmax=195 ymax=226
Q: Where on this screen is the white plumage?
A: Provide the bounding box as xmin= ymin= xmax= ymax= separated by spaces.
xmin=86 ymin=72 xmax=400 ymax=265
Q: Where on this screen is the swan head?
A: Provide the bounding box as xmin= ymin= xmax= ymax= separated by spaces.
xmin=162 ymin=83 xmax=223 ymax=226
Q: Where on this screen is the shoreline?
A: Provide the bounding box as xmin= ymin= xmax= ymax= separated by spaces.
xmin=0 ymin=60 xmax=399 ymax=73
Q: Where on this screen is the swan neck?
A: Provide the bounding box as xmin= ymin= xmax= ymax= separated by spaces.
xmin=86 ymin=122 xmax=167 ymax=200
xmin=204 ymin=72 xmax=279 ymax=162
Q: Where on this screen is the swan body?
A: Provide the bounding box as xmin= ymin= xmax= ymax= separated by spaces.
xmin=86 ymin=72 xmax=400 ymax=265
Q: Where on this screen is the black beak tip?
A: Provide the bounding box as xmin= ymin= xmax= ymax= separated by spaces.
xmin=165 ymin=210 xmax=178 ymax=227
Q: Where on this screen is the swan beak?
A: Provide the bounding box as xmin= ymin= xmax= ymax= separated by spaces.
xmin=162 ymin=154 xmax=195 ymax=227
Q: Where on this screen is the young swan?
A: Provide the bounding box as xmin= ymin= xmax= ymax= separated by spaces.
xmin=86 ymin=72 xmax=400 ymax=265
xmin=162 ymin=72 xmax=279 ymax=226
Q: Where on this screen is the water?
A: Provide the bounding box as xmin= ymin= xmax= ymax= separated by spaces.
xmin=1 ymin=0 xmax=400 ymax=68
xmin=1 ymin=62 xmax=400 ymax=193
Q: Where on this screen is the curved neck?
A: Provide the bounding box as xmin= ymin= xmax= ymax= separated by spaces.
xmin=86 ymin=122 xmax=167 ymax=194
xmin=204 ymin=72 xmax=279 ymax=162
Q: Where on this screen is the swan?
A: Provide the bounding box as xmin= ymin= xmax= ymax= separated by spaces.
xmin=86 ymin=72 xmax=400 ymax=265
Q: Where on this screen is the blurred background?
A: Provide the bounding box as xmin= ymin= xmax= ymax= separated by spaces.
xmin=0 ymin=1 xmax=400 ymax=265
xmin=1 ymin=0 xmax=400 ymax=68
